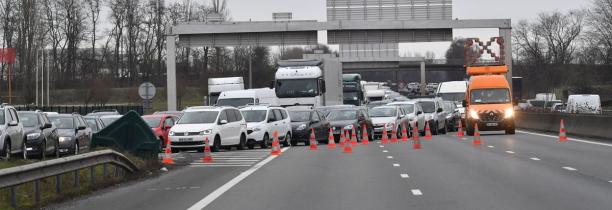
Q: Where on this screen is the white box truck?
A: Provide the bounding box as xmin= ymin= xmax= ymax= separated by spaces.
xmin=208 ymin=77 xmax=244 ymax=105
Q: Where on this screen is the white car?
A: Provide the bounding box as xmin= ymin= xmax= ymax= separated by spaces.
xmin=240 ymin=105 xmax=292 ymax=149
xmin=169 ymin=106 xmax=247 ymax=152
xmin=387 ymin=101 xmax=426 ymax=133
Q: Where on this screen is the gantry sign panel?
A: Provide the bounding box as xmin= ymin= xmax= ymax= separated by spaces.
xmin=178 ymin=31 xmax=319 ymax=47
xmin=327 ymin=0 xmax=453 ymax=21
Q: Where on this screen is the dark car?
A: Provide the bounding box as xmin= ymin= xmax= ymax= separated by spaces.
xmin=47 ymin=114 xmax=92 ymax=155
xmin=314 ymin=105 xmax=356 ymax=117
xmin=17 ymin=111 xmax=60 ymax=159
xmin=286 ymin=107 xmax=331 ymax=145
xmin=83 ymin=116 xmax=105 ymax=133
xmin=326 ymin=108 xmax=373 ymax=143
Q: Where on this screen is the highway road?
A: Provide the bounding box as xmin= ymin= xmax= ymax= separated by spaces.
xmin=50 ymin=130 xmax=612 ymax=210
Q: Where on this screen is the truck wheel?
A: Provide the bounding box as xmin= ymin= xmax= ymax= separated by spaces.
xmin=505 ymin=127 xmax=516 ymax=135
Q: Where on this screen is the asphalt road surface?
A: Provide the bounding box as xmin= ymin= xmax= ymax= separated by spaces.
xmin=50 ymin=130 xmax=612 ymax=210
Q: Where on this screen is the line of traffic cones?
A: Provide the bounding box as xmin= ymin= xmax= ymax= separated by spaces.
xmin=270 ymin=131 xmax=282 ymax=155
xmin=202 ymin=137 xmax=213 ymax=163
xmin=361 ymin=126 xmax=370 ymax=145
xmin=559 ymin=119 xmax=568 ymax=142
xmin=327 ymin=128 xmax=337 ymax=149
xmin=309 ymin=128 xmax=318 ymax=150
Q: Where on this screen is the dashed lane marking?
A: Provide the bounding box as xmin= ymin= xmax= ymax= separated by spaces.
xmin=382 ymin=150 xmax=389 ymax=153
xmin=487 ymin=145 xmax=495 ymax=148
xmin=518 ymin=130 xmax=612 ymax=148
xmin=387 ymin=156 xmax=393 ymax=159
xmin=506 ymin=151 xmax=515 ymax=154
xmin=563 ymin=167 xmax=577 ymax=171
xmin=393 ymin=163 xmax=400 ymax=167
xmin=379 ymin=145 xmax=385 ymax=148
xmin=187 ymin=147 xmax=289 ymax=210
xmin=530 ymin=157 xmax=541 ymax=161
xmin=400 ymin=174 xmax=409 ymax=178
xmin=411 ymin=189 xmax=423 ymax=196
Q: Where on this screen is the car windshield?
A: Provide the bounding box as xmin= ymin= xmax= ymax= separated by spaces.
xmin=471 ymin=89 xmax=511 ymax=104
xmin=100 ymin=117 xmax=120 ymax=126
xmin=84 ymin=118 xmax=100 ymax=132
xmin=275 ymin=79 xmax=319 ymax=98
xmin=48 ymin=116 xmax=75 ymax=129
xmin=143 ymin=117 xmax=162 ymax=128
xmin=439 ymin=93 xmax=465 ymax=101
xmin=327 ymin=110 xmax=357 ymax=121
xmin=289 ymin=111 xmax=310 ymax=122
xmin=343 ymin=92 xmax=359 ymax=101
xmin=396 ymin=104 xmax=415 ymax=113
xmin=216 ymin=98 xmax=254 ymax=107
xmin=369 ymin=108 xmax=397 ymax=117
xmin=18 ymin=113 xmax=39 ymax=127
xmin=178 ymin=111 xmax=219 ymax=124
xmin=241 ymin=110 xmax=267 ymax=122
xmin=419 ymin=101 xmax=436 ymax=113
xmin=0 ymin=109 xmax=4 ymax=124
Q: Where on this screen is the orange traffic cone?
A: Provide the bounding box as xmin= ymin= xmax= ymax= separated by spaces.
xmin=361 ymin=126 xmax=370 ymax=145
xmin=559 ymin=119 xmax=568 ymax=142
xmin=473 ymin=124 xmax=482 ymax=146
xmin=344 ymin=130 xmax=351 ymax=145
xmin=339 ymin=128 xmax=346 ymax=147
xmin=271 ymin=131 xmax=282 ymax=155
xmin=162 ymin=138 xmax=175 ymax=165
xmin=412 ymin=122 xmax=420 ymax=141
xmin=350 ymin=126 xmax=358 ymax=146
xmin=309 ymin=128 xmax=318 ymax=150
xmin=381 ymin=125 xmax=389 ymax=144
xmin=343 ymin=133 xmax=353 ymax=153
xmin=202 ymin=137 xmax=213 ymax=163
xmin=327 ymin=128 xmax=337 ymax=149
xmin=391 ymin=124 xmax=399 ymax=143
xmin=424 ymin=122 xmax=433 ymax=140
xmin=401 ymin=122 xmax=409 ymax=142
xmin=457 ymin=120 xmax=465 ymax=138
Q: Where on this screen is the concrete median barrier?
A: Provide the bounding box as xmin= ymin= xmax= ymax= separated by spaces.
xmin=515 ymin=112 xmax=612 ymax=140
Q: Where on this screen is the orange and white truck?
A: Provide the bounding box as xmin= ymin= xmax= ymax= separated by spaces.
xmin=462 ymin=37 xmax=515 ymax=135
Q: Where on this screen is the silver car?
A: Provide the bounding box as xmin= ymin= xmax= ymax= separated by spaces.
xmin=387 ymin=101 xmax=426 ymax=133
xmin=0 ymin=104 xmax=26 ymax=160
xmin=414 ymin=98 xmax=448 ymax=135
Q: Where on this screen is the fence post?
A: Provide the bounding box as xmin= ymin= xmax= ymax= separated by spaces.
xmin=90 ymin=166 xmax=95 ymax=185
xmin=10 ymin=185 xmax=17 ymax=208
xmin=35 ymin=179 xmax=41 ymax=205
xmin=56 ymin=174 xmax=62 ymax=194
xmin=74 ymin=170 xmax=79 ymax=187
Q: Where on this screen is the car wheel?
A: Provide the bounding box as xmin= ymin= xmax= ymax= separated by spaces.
xmin=237 ymin=134 xmax=247 ymax=150
xmin=282 ymin=133 xmax=291 ymax=147
xmin=211 ymin=135 xmax=221 ymax=152
xmin=431 ymin=121 xmax=439 ymax=135
xmin=2 ymin=140 xmax=11 ymax=161
xmin=440 ymin=122 xmax=447 ymax=134
xmin=22 ymin=140 xmax=28 ymax=160
xmin=74 ymin=142 xmax=79 ymax=155
xmin=260 ymin=134 xmax=269 ymax=149
xmin=505 ymin=126 xmax=516 ymax=135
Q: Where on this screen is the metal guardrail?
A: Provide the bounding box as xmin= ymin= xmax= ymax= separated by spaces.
xmin=0 ymin=149 xmax=139 ymax=208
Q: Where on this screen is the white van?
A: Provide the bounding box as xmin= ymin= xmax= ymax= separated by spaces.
xmin=436 ymin=81 xmax=468 ymax=102
xmin=216 ymin=88 xmax=280 ymax=107
xmin=566 ymin=95 xmax=602 ymax=114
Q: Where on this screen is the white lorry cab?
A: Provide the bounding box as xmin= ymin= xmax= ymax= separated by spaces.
xmin=274 ymin=60 xmax=328 ymax=107
xmin=365 ymin=89 xmax=386 ymax=102
xmin=566 ymin=95 xmax=602 ymax=114
xmin=436 ymin=81 xmax=468 ymax=102
xmin=216 ymin=88 xmax=279 ymax=107
xmin=208 ymin=77 xmax=244 ymax=105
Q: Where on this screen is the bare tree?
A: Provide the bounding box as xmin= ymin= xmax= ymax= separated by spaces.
xmin=536 ymin=11 xmax=584 ymax=64
xmin=586 ymin=0 xmax=612 ymax=64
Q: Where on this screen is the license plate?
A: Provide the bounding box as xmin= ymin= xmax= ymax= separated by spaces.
xmin=333 ymin=131 xmax=341 ymax=135
xmin=179 ymin=138 xmax=193 ymax=142
xmin=486 ymin=123 xmax=499 ymax=127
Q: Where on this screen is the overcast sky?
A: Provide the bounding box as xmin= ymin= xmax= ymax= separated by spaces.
xmin=220 ymin=0 xmax=591 ymax=58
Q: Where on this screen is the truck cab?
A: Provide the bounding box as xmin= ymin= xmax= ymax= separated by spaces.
xmin=464 ymin=74 xmax=515 ymax=135
xmin=274 ymin=60 xmax=327 ymax=107
xmin=342 ymin=74 xmax=364 ymax=106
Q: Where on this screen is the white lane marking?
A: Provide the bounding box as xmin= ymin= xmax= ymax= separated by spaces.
xmin=411 ymin=189 xmax=423 ymax=196
xmin=393 ymin=163 xmax=400 ymax=167
xmin=608 ymin=180 xmax=612 ymax=183
xmin=146 ymin=188 xmax=158 ymax=191
xmin=190 ymin=186 xmax=201 ymax=189
xmin=187 ymin=147 xmax=289 ymax=210
xmin=377 ymin=141 xmax=381 ymax=144
xmin=518 ymin=130 xmax=612 ymax=148
xmin=462 ymin=138 xmax=468 ymax=140
xmin=563 ymin=167 xmax=577 ymax=171
xmin=382 ymin=150 xmax=389 ymax=153
xmin=505 ymin=151 xmax=515 ymax=154
xmin=379 ymin=145 xmax=385 ymax=148
xmin=190 ymin=165 xmax=253 ymax=167
xmin=530 ymin=157 xmax=541 ymax=161
xmin=387 ymin=156 xmax=393 ymax=159
xmin=176 ymin=187 xmax=187 ymax=190
xmin=487 ymin=145 xmax=495 ymax=148
xmin=164 ymin=187 xmax=172 ymax=190
xmin=400 ymin=174 xmax=409 ymax=178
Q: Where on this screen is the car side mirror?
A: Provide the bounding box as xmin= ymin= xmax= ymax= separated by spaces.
xmin=437 ymin=108 xmax=443 ymax=113
xmin=219 ymin=120 xmax=228 ymax=125
xmin=8 ymin=121 xmax=18 ymax=126
xmin=462 ymin=100 xmax=467 ymax=107
xmin=164 ymin=125 xmax=172 ymax=130
xmin=321 ymin=80 xmax=326 ymax=94
xmin=42 ymin=123 xmax=52 ymax=129
xmin=417 ymin=111 xmax=423 ymax=115
xmin=77 ymin=125 xmax=87 ymax=130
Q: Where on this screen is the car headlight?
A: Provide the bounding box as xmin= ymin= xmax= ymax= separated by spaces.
xmin=253 ymin=127 xmax=262 ymax=132
xmin=385 ymin=122 xmax=395 ymax=129
xmin=169 ymin=131 xmax=175 ymax=136
xmin=297 ymin=124 xmax=307 ymax=130
xmin=343 ymin=124 xmax=354 ymax=130
xmin=27 ymin=133 xmax=41 ymax=140
xmin=199 ymin=129 xmax=213 ymax=135
xmin=59 ymin=137 xmax=72 ymax=142
xmin=504 ymin=108 xmax=514 ymax=119
xmin=469 ymin=110 xmax=480 ymax=119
